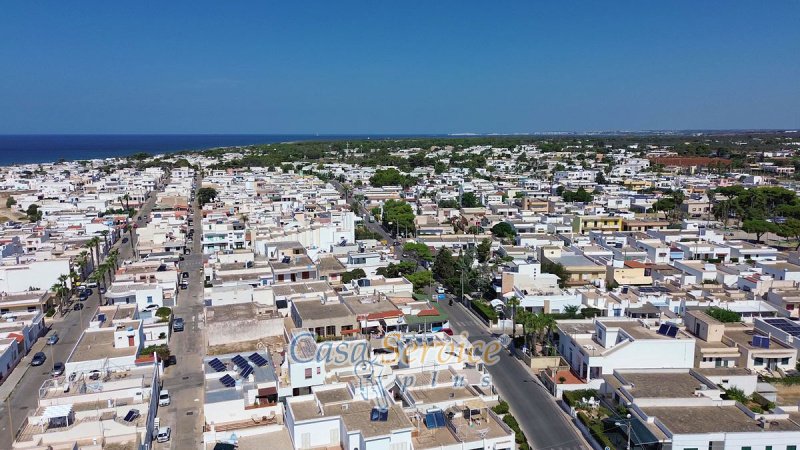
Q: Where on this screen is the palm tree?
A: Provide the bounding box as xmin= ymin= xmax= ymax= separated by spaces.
xmin=564 ymin=305 xmax=580 ymax=319
xmin=125 ymin=223 xmax=136 ymax=258
xmin=51 ymin=282 xmax=69 ymax=314
xmin=84 ymin=242 xmax=96 ymax=274
xmin=506 ymin=296 xmax=520 ymax=339
xmin=99 ymin=230 xmax=110 ymax=253
xmin=77 ymin=251 xmax=89 ymax=280
xmin=122 ymin=193 xmax=131 ymax=212
xmin=90 ymin=271 xmax=105 ymax=305
xmin=108 ymin=249 xmax=120 ymax=271
xmin=90 ymin=236 xmax=101 ymax=267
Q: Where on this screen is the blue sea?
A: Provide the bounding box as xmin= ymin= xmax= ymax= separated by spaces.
xmin=0 ymin=134 xmax=442 ymax=166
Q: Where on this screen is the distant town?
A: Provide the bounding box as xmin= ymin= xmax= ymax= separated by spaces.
xmin=3 ymin=131 xmax=800 ymax=449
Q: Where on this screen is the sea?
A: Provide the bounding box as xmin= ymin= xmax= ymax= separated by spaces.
xmin=0 ymin=134 xmax=443 ymax=166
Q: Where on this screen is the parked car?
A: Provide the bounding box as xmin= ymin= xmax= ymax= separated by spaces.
xmin=158 ymin=389 xmax=171 ymax=407
xmin=173 ymin=318 xmax=185 ymax=332
xmin=122 ymin=237 xmax=129 ymax=243
xmin=164 ymin=355 xmax=177 ymax=367
xmin=74 ymin=303 xmax=84 ymax=311
xmin=46 ymin=333 xmax=59 ymax=345
xmin=31 ymin=351 xmax=46 ymax=366
xmin=156 ymin=426 xmax=171 ymax=443
xmin=181 ymin=271 xmax=189 ymax=279
xmin=180 ymin=282 xmax=188 ymax=290
xmin=51 ymin=362 xmax=65 ymax=377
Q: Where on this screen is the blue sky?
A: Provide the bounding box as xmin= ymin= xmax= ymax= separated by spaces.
xmin=1 ymin=1 xmax=798 ymax=134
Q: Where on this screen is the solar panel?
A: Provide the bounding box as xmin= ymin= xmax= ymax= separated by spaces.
xmin=433 ymin=411 xmax=445 ymax=427
xmin=208 ymin=358 xmax=225 ymax=372
xmin=424 ymin=412 xmax=438 ymax=428
xmin=220 ymin=374 xmax=236 ymax=388
xmin=753 ymin=335 xmax=771 ymax=348
xmin=240 ymin=365 xmax=254 ymax=379
xmin=656 ymin=324 xmax=669 ymax=335
xmin=249 ymin=353 xmax=268 ymax=367
xmin=666 ymin=326 xmax=679 ymax=338
xmin=232 ymin=355 xmax=249 ymax=370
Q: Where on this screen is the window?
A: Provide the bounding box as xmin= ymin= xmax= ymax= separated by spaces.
xmin=741 ymin=447 xmax=751 ymax=450
xmin=304 ymin=368 xmax=312 ymax=379
xmin=788 ymin=446 xmax=796 ymax=450
xmin=765 ymin=446 xmax=772 ymax=450
xmin=782 ymin=357 xmax=791 ymax=365
xmin=146 ymin=296 xmax=153 ymax=304
xmin=754 ymin=358 xmax=764 ymax=366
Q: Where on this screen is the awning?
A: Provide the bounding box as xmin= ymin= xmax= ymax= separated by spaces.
xmin=43 ymin=404 xmax=73 ymax=419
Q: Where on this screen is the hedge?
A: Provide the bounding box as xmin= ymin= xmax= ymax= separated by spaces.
xmin=563 ymin=389 xmax=599 ymax=407
xmin=577 ymin=412 xmax=615 ymax=449
xmin=471 ymin=300 xmax=498 ymax=321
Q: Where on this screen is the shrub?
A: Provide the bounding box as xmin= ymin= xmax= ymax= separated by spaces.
xmin=471 ymin=300 xmax=498 ymax=321
xmin=563 ymin=389 xmax=599 ymax=407
xmin=45 ymin=308 xmax=56 ymax=317
xmin=139 ymin=344 xmax=170 ymax=360
xmin=155 ymin=306 xmax=172 ymax=321
xmin=492 ymin=400 xmax=509 ymax=414
xmin=706 ymin=306 xmax=742 ymax=323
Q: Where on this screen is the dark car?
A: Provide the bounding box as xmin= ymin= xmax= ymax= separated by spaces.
xmin=31 ymin=351 xmax=46 ymax=366
xmin=51 ymin=362 xmax=65 ymax=377
xmin=172 ymin=317 xmax=185 ymax=332
xmin=181 ymin=271 xmax=189 ymax=279
xmin=164 ymin=355 xmax=177 ymax=367
xmin=74 ymin=303 xmax=84 ymax=311
xmin=122 ymin=237 xmax=129 ymax=243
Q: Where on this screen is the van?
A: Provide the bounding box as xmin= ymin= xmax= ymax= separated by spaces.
xmin=158 ymin=389 xmax=171 ymax=407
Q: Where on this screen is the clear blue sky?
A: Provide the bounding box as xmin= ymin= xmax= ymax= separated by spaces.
xmin=1 ymin=1 xmax=798 ymax=134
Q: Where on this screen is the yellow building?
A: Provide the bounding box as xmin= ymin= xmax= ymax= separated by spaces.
xmin=572 ymin=215 xmax=623 ymax=234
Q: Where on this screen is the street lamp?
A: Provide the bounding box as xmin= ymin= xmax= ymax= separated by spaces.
xmin=614 ymin=413 xmax=632 ymax=450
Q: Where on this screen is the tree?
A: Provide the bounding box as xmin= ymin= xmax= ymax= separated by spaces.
xmin=432 ymin=248 xmax=456 ymax=283
xmin=438 ymin=199 xmax=460 ymax=209
xmin=461 ymin=192 xmax=481 ymax=208
xmin=341 ymin=268 xmax=366 ymax=284
xmin=561 ymin=187 xmax=593 ymax=203
xmin=197 ymin=187 xmax=218 ymax=205
xmin=434 ymin=161 xmax=447 ymax=174
xmin=541 ymin=261 xmax=569 ymax=288
xmin=403 ymin=242 xmax=433 ymax=262
xmin=564 ymin=305 xmax=580 ymax=319
xmin=5 ymin=197 xmax=16 ymax=208
xmin=405 ymin=270 xmax=433 ymax=292
xmin=369 ymin=168 xmax=415 ymax=189
xmin=381 ymin=200 xmax=415 ymax=236
xmin=742 ymin=219 xmax=778 ymax=243
xmin=476 ymin=238 xmax=492 ymax=263
xmin=376 ymin=261 xmax=416 ymax=278
xmin=706 ymin=306 xmax=742 ymax=323
xmin=26 ymin=204 xmax=43 ymax=222
xmin=778 ymin=218 xmax=800 ymax=249
xmin=507 ymin=296 xmax=520 ymax=338
xmin=595 ymin=172 xmax=607 ymax=185
xmin=491 ymin=222 xmax=516 ymax=240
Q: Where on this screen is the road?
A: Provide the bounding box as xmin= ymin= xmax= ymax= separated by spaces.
xmin=329 ymin=180 xmax=406 ymax=261
xmin=440 ymin=299 xmax=590 ymax=450
xmin=0 ymin=190 xmax=159 ymax=448
xmin=156 ymin=173 xmax=205 ymax=449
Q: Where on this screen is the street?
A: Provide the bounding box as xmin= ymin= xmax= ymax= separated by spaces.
xmin=440 ymin=299 xmax=590 ymax=450
xmin=0 ymin=191 xmax=159 ymax=448
xmin=155 ymin=173 xmax=206 ymax=449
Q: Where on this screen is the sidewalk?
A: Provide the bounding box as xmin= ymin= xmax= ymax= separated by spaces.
xmin=0 ymin=334 xmax=51 ymax=403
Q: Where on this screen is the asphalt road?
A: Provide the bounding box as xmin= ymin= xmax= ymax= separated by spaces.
xmin=440 ymin=299 xmax=590 ymax=450
xmin=156 ymin=174 xmax=205 ymax=449
xmin=0 ymin=191 xmax=159 ymax=448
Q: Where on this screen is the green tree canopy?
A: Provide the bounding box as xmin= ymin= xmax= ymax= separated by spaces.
xmin=403 ymin=242 xmax=433 ymax=261
xmin=706 ymin=306 xmax=742 ymax=323
xmin=381 ymin=200 xmax=415 ymax=236
xmin=197 ymin=187 xmax=218 ymax=205
xmin=341 ymin=268 xmax=367 ymax=284
xmin=491 ymin=222 xmax=517 ymax=239
xmin=561 ymin=187 xmax=593 ymax=203
xmin=742 ymin=219 xmax=779 ymax=243
xmin=369 ymin=168 xmax=416 ymax=188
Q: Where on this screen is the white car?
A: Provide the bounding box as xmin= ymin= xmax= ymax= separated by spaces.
xmin=158 ymin=389 xmax=171 ymax=407
xmin=156 ymin=426 xmax=171 ymax=443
